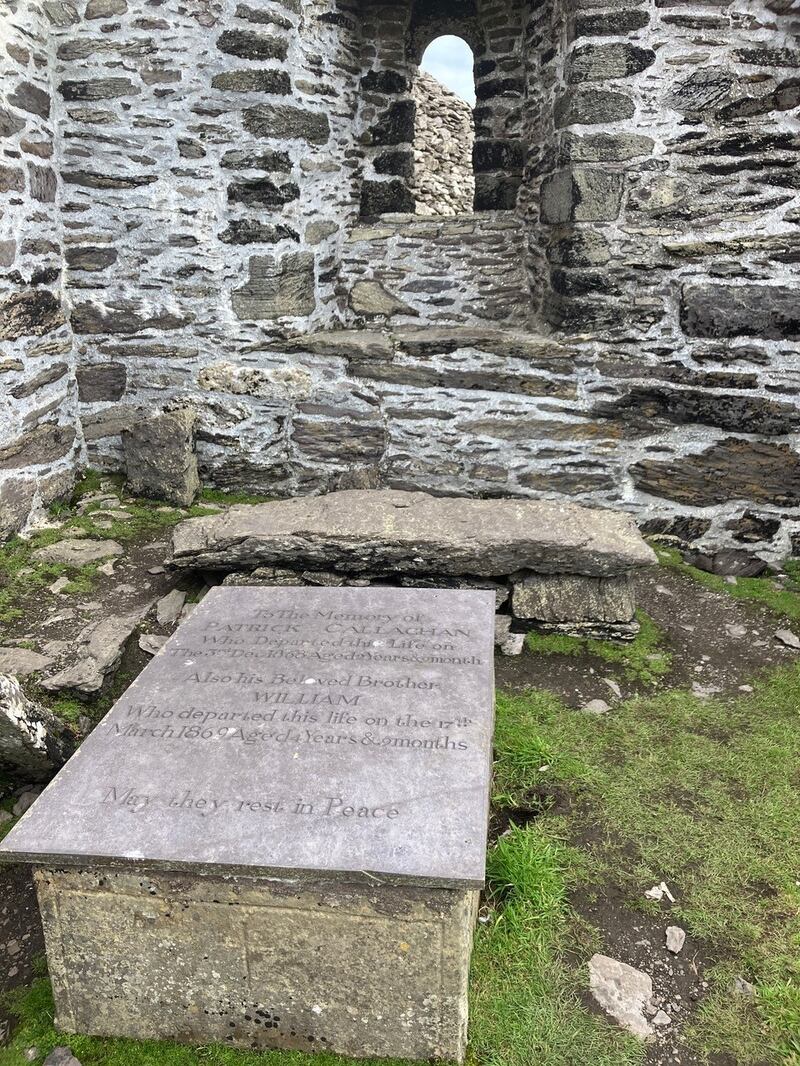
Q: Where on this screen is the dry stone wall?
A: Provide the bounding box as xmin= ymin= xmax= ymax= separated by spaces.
xmin=411 ymin=72 xmax=475 ymax=216
xmin=1 ymin=0 xmax=800 ymax=560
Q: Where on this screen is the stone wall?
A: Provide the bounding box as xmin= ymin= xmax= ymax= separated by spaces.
xmin=340 ymin=213 xmax=530 ymax=326
xmin=411 ymin=72 xmax=475 ymax=216
xmin=0 ymin=0 xmax=81 ymax=536
xmin=2 ymin=0 xmax=800 ymax=559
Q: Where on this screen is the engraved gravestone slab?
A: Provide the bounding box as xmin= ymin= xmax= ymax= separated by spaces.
xmin=0 ymin=587 xmax=495 ymax=887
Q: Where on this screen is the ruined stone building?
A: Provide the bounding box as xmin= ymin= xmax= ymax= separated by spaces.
xmin=1 ymin=0 xmax=799 ymax=554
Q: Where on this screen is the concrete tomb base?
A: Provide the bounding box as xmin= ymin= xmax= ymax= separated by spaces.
xmin=37 ymin=867 xmax=478 ymax=1061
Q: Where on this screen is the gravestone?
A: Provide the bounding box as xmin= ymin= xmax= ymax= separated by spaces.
xmin=0 ymin=586 xmax=495 ymax=1063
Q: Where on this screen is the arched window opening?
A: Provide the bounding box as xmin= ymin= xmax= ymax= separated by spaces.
xmin=412 ymin=35 xmax=476 ymax=216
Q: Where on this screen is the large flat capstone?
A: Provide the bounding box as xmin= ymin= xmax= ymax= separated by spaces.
xmin=170 ymin=489 xmax=655 ymax=577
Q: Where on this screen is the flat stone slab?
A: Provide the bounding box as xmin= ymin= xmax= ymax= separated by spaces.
xmin=170 ymin=489 xmax=656 ymax=577
xmin=1 ymin=586 xmax=495 ymax=888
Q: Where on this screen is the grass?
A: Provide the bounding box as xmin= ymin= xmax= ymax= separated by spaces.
xmin=0 ymin=472 xmax=225 ymax=629
xmin=525 ymin=612 xmax=672 ymax=685
xmin=656 ymin=545 xmax=800 ymax=623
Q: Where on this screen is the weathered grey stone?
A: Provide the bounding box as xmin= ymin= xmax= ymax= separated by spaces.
xmin=34 ymin=867 xmax=476 ymax=1061
xmin=216 ymin=29 xmax=287 ymax=61
xmin=631 ymin=438 xmax=800 ymax=507
xmin=232 ymin=253 xmax=315 ymax=320
xmin=0 ymin=290 xmax=64 ymax=340
xmin=0 ymin=647 xmax=53 ymax=676
xmin=0 ymin=675 xmax=72 ymax=780
xmin=243 ymin=104 xmax=330 ymax=144
xmin=65 ymin=246 xmax=118 ymax=272
xmin=123 ymin=409 xmax=200 ymax=506
xmin=85 ymin=0 xmax=127 ymax=17
xmin=42 ymin=1048 xmax=82 ymax=1066
xmin=58 ymin=79 xmax=137 ymax=101
xmin=76 ymin=362 xmax=127 ymax=402
xmin=32 ymin=539 xmax=124 ymax=566
xmin=588 ymin=954 xmax=653 ymax=1038
xmin=41 ymin=606 xmax=151 ymax=694
xmin=350 ymin=280 xmax=416 ymax=317
xmin=171 ymin=489 xmax=656 ymax=576
xmin=8 ymin=81 xmax=50 ymax=119
xmin=0 ymin=424 xmax=76 ymax=470
xmin=554 ymin=88 xmax=634 ymax=127
xmin=568 ymin=43 xmax=655 ymax=82
xmin=71 ymin=303 xmax=189 ymax=335
xmin=512 ymin=574 xmax=635 ymax=624
xmin=211 ymin=70 xmax=290 ymax=94
xmin=10 ymin=586 xmax=494 ymax=886
xmin=541 ymin=169 xmax=624 ymax=223
xmin=155 ymin=589 xmax=186 ymax=626
xmin=0 ymin=478 xmax=36 ymax=536
xmin=681 ymin=284 xmax=800 ymax=340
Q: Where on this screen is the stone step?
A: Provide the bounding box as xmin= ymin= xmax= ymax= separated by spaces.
xmin=171 ymin=489 xmax=655 ymax=578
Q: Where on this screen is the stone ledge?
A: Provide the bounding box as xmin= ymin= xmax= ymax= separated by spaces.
xmin=170 ymin=488 xmax=656 ymax=577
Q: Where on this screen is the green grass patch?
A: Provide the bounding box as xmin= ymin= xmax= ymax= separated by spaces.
xmin=200 ymin=487 xmax=275 ymax=506
xmin=495 ymin=667 xmax=800 ymax=1064
xmin=525 ymin=612 xmax=672 ymax=685
xmin=656 ymin=545 xmax=800 ymax=622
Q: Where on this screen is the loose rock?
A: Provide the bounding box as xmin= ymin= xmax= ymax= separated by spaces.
xmin=32 ymin=538 xmax=123 ymax=567
xmin=0 ymin=647 xmax=52 ymax=676
xmin=665 ymin=925 xmax=686 ymax=954
xmin=155 ymin=589 xmax=186 ymax=626
xmin=588 ymin=953 xmax=653 ymax=1037
xmin=0 ymin=675 xmax=73 ymax=779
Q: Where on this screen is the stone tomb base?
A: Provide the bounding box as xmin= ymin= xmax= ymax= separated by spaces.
xmin=36 ymin=866 xmax=478 ymax=1062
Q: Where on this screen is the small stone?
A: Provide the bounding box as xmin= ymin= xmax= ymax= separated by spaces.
xmin=652 ymin=1009 xmax=672 ymax=1026
xmin=43 ymin=1049 xmax=82 ymax=1066
xmin=139 ymin=633 xmax=167 ymax=657
xmin=603 ymin=678 xmax=622 ymax=699
xmin=156 ymin=589 xmax=186 ymax=626
xmin=148 ymin=566 xmax=166 ymax=575
xmin=665 ymin=926 xmax=686 ymax=953
xmin=23 ymin=1048 xmax=38 ymax=1063
xmin=0 ymin=811 xmax=13 ymax=826
xmin=0 ymin=647 xmax=52 ymax=676
xmin=725 ymin=623 xmax=747 ymax=639
xmin=588 ymin=954 xmax=653 ymax=1037
xmin=32 ymin=539 xmax=124 ymax=567
xmin=732 ymin=975 xmax=756 ymax=997
xmin=499 ymin=632 xmax=525 ymax=657
xmin=775 ymin=629 xmax=800 ymax=649
xmin=582 ymin=699 xmax=610 ymax=714
xmin=49 ymin=576 xmax=70 ymax=594
xmin=12 ymin=789 xmax=41 ymax=817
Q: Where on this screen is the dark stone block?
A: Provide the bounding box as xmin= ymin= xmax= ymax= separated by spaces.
xmin=547 ymin=230 xmax=611 ymax=267
xmin=574 ymin=8 xmax=649 ymax=36
xmin=71 ymin=303 xmax=191 ymax=335
xmin=683 ymin=549 xmax=768 ymax=578
xmin=66 ymin=246 xmax=118 ymax=271
xmin=716 ymin=80 xmax=800 ymax=121
xmin=63 ymin=171 xmax=157 ymax=189
xmin=681 ymin=284 xmax=800 ymax=340
xmin=472 ymin=139 xmax=524 ymax=173
xmin=554 ymin=88 xmax=634 ymax=127
xmin=227 ymin=178 xmax=300 ymax=206
xmin=0 ymin=107 xmax=26 ymax=138
xmin=0 ymin=165 xmax=24 ymax=193
xmin=475 ymin=76 xmax=524 ymax=101
xmin=77 ymin=362 xmax=127 ymax=402
xmin=29 ymin=164 xmax=56 ymax=203
xmin=631 ymin=438 xmax=800 ymax=507
xmin=219 ymin=220 xmax=299 ymax=244
xmin=211 ymin=69 xmax=291 ymax=94
xmin=360 ymin=179 xmax=415 ymax=216
xmin=667 ymin=69 xmax=733 ymax=113
xmin=568 ymin=43 xmax=655 ymax=82
xmin=360 ymin=70 xmax=409 ymax=94
xmin=220 ymin=148 xmax=291 ymax=171
xmin=8 ymin=80 xmax=50 ymax=119
xmin=0 ymin=423 xmax=76 ymax=470
xmin=639 ymin=516 xmax=712 ymax=543
xmin=216 ymin=29 xmax=288 ymax=61
xmin=596 ymin=386 xmax=800 ymax=436
xmin=725 ymin=512 xmax=781 ymax=544
xmin=474 ymin=173 xmax=520 ymax=210
xmin=243 ymin=104 xmax=330 ymax=144
xmin=0 ymin=290 xmax=64 ymax=340
xmin=369 ymin=100 xmax=415 ymax=146
xmin=374 ymin=150 xmax=414 ymax=177
xmin=58 ymin=78 xmax=137 ymax=101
